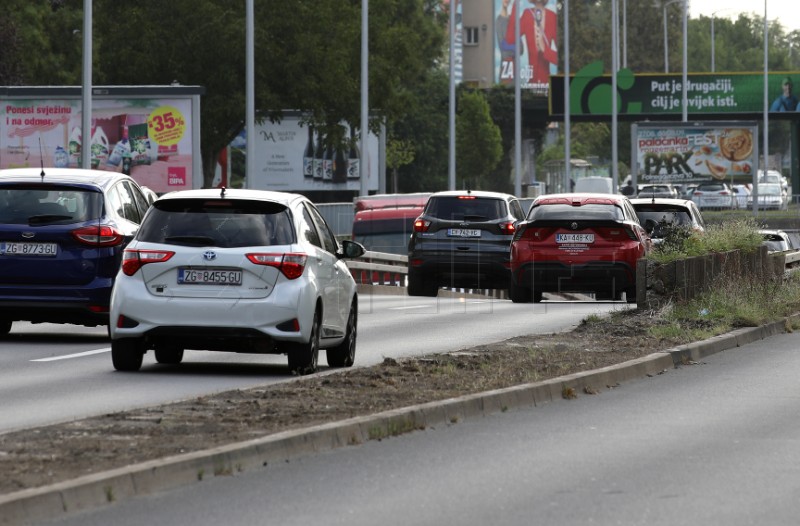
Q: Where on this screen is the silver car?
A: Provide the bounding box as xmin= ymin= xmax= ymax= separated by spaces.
xmin=749 ymin=183 xmax=788 ymax=211
xmin=110 ymin=188 xmax=365 ymax=375
xmin=691 ymin=182 xmax=735 ymax=211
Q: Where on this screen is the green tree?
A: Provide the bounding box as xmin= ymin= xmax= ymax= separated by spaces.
xmin=0 ymin=14 xmax=24 ymax=85
xmin=386 ymin=137 xmax=415 ymax=193
xmin=394 ymin=68 xmax=450 ymax=193
xmin=8 ymin=0 xmax=446 ymax=189
xmin=456 ymin=90 xmax=502 ymax=190
xmin=1 ymin=0 xmax=82 ymax=85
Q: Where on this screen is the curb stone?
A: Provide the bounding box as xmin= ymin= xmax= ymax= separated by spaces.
xmin=2 ymin=315 xmax=798 ymax=525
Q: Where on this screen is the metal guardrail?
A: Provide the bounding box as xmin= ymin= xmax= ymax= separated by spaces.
xmin=346 ymin=250 xmax=408 ymax=286
xmin=346 ymin=250 xmax=508 ymax=298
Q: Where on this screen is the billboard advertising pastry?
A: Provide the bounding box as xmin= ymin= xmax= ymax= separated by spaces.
xmin=633 ymin=122 xmax=758 ymax=184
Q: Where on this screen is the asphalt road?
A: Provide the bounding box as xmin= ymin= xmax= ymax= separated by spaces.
xmin=0 ymin=293 xmax=621 ymax=432
xmin=37 ymin=330 xmax=800 ymax=526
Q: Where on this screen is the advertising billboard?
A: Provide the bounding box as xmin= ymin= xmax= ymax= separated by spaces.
xmin=248 ymin=115 xmax=379 ymax=193
xmin=1 ymin=86 xmax=203 ymax=194
xmin=494 ymin=0 xmax=559 ymax=95
xmin=633 ymin=121 xmax=758 ymax=184
xmin=551 ymin=61 xmax=800 ymax=117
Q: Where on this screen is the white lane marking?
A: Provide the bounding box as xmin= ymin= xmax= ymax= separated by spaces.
xmin=31 ymin=348 xmax=110 ymax=362
xmin=390 ymin=300 xmax=492 ymax=310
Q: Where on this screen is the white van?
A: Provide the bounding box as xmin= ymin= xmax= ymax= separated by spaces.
xmin=574 ymin=176 xmax=613 ymax=194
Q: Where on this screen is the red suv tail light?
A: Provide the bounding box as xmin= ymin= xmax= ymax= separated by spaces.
xmin=593 ymin=226 xmax=639 ymax=241
xmin=71 ymin=225 xmax=125 ymax=247
xmin=247 ymin=252 xmax=307 ymax=279
xmin=121 ymin=249 xmax=175 ymax=276
xmin=518 ymin=226 xmax=556 ymax=242
xmin=413 ymin=218 xmax=430 ymax=232
xmin=621 ymin=226 xmax=639 ymax=240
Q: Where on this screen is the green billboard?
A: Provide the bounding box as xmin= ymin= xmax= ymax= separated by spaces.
xmin=550 ymin=61 xmax=800 ymax=117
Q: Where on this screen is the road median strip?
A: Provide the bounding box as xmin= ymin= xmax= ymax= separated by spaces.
xmin=2 ymin=314 xmax=798 ymax=525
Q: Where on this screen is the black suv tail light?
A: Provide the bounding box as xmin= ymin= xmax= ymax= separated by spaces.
xmin=413 ymin=218 xmax=430 ymax=232
xmin=499 ymin=222 xmax=516 ymax=235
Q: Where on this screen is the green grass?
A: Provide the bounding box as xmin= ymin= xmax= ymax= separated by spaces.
xmin=640 ymin=216 xmax=800 ymax=338
xmin=647 ymin=272 xmax=800 ymax=341
xmin=702 ymin=208 xmax=800 ymax=224
xmin=648 ymin=217 xmax=764 ymax=263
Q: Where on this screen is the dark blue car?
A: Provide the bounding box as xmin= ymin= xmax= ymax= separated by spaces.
xmin=0 ymin=168 xmax=151 ymax=335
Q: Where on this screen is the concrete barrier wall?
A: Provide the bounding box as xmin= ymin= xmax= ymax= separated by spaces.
xmin=636 ymin=245 xmax=787 ymax=308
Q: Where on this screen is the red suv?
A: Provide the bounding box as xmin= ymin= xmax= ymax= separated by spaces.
xmin=509 ymin=193 xmax=650 ymax=303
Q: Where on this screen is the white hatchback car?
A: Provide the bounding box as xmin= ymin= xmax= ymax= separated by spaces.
xmin=629 ymin=197 xmax=706 ymax=245
xmin=110 ymin=188 xmax=365 ymax=375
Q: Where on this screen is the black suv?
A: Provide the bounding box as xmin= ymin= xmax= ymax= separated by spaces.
xmin=407 ymin=190 xmax=525 ymax=297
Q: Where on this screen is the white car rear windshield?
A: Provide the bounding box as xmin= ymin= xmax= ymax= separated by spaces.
xmin=138 ymin=199 xmax=296 ymax=248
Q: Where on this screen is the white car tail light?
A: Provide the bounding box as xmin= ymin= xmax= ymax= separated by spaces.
xmin=247 ymin=252 xmax=307 ymax=279
xmin=121 ymin=249 xmax=175 ymax=276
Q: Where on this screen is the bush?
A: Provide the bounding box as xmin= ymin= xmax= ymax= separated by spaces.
xmin=648 ymin=217 xmax=763 ymax=264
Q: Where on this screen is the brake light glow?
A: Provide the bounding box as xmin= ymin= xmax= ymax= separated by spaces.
xmin=121 ymin=249 xmax=175 ymax=276
xmin=413 ymin=219 xmax=430 ymax=232
xmin=499 ymin=222 xmax=516 ymax=235
xmin=457 ymin=196 xmax=476 ymax=200
xmin=71 ymin=225 xmax=125 ymax=247
xmin=247 ymin=252 xmax=307 ymax=279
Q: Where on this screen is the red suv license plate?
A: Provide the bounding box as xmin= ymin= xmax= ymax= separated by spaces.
xmin=556 ymin=234 xmax=594 ymax=243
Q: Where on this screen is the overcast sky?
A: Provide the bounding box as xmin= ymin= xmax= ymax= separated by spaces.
xmin=690 ymin=1 xmax=798 ymax=34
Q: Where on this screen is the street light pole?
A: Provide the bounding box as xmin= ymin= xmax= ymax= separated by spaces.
xmin=711 ymin=8 xmax=734 ymax=73
xmin=681 ymin=0 xmax=687 ymax=122
xmin=81 ymin=0 xmax=92 ymax=170
xmin=514 ymin=0 xmax=521 ymax=197
xmin=360 ymin=0 xmax=369 ymax=195
xmin=662 ymin=0 xmax=680 ymax=73
xmin=245 ymin=0 xmax=254 ymax=188
xmin=711 ymin=15 xmax=716 ymax=72
xmin=448 ymin=0 xmax=455 ymax=190
xmin=623 ymin=0 xmax=627 ymax=68
xmin=612 ymin=0 xmax=619 ymax=193
xmin=564 ymin=0 xmax=571 ymax=193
